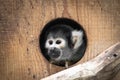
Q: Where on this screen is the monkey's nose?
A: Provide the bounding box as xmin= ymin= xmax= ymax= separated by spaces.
xmin=49 ymin=48 xmax=61 ymax=59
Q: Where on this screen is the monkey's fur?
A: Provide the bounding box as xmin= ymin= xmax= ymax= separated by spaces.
xmin=44 ymin=25 xmax=86 ymax=68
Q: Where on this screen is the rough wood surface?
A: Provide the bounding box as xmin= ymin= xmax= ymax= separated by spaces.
xmin=42 ymin=43 xmax=120 ymax=80
xmin=0 ymin=0 xmax=120 ymax=80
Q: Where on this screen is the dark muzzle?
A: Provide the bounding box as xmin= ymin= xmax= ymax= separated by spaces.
xmin=48 ymin=48 xmax=61 ymax=59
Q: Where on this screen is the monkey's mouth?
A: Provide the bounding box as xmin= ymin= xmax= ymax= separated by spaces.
xmin=48 ymin=48 xmax=61 ymax=59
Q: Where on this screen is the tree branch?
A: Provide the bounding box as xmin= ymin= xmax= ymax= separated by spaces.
xmin=41 ymin=42 xmax=120 ymax=80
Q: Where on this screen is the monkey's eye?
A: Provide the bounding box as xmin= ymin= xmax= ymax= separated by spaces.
xmin=49 ymin=40 xmax=53 ymax=45
xmin=56 ymin=40 xmax=61 ymax=44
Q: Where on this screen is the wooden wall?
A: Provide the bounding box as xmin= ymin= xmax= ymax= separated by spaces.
xmin=0 ymin=0 xmax=120 ymax=80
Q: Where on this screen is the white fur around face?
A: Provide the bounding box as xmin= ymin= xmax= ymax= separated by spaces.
xmin=72 ymin=30 xmax=83 ymax=49
xmin=45 ymin=38 xmax=54 ymax=49
xmin=45 ymin=38 xmax=66 ymax=49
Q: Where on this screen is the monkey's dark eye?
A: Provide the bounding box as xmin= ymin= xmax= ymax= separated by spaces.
xmin=56 ymin=40 xmax=61 ymax=44
xmin=49 ymin=40 xmax=53 ymax=45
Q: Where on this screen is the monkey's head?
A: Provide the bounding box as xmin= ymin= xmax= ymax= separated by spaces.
xmin=45 ymin=25 xmax=73 ymax=61
xmin=45 ymin=25 xmax=83 ymax=62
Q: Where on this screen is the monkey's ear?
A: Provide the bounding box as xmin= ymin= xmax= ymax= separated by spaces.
xmin=72 ymin=30 xmax=83 ymax=49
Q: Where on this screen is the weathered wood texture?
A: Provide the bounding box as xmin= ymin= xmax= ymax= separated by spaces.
xmin=0 ymin=0 xmax=120 ymax=80
xmin=42 ymin=43 xmax=120 ymax=80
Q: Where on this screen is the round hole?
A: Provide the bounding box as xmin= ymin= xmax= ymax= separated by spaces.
xmin=39 ymin=18 xmax=87 ymax=67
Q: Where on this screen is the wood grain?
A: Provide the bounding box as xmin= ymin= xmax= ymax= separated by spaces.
xmin=0 ymin=0 xmax=120 ymax=80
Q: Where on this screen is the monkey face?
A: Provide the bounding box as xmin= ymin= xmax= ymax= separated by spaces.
xmin=45 ymin=37 xmax=67 ymax=60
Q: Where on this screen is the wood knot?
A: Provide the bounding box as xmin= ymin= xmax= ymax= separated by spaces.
xmin=113 ymin=54 xmax=117 ymax=57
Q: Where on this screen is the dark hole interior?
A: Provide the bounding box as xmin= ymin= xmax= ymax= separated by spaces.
xmin=39 ymin=18 xmax=87 ymax=67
